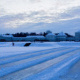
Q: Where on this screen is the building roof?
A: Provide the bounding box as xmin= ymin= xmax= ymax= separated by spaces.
xmin=46 ymin=30 xmax=52 ymax=34
xmin=2 ymin=34 xmax=13 ymax=37
xmin=46 ymin=33 xmax=55 ymax=37
xmin=58 ymin=32 xmax=66 ymax=36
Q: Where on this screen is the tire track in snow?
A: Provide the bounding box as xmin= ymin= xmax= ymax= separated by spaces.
xmin=24 ymin=52 xmax=80 ymax=80
xmin=0 ymin=47 xmax=70 ymax=65
xmin=0 ymin=47 xmax=78 ymax=77
xmin=59 ymin=60 xmax=80 ymax=80
xmin=0 ymin=48 xmax=80 ymax=80
xmin=0 ymin=47 xmax=73 ymax=68
xmin=0 ymin=47 xmax=63 ymax=59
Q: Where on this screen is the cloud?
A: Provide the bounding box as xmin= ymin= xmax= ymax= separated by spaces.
xmin=0 ymin=15 xmax=80 ymax=35
xmin=0 ymin=8 xmax=7 ymax=16
xmin=30 ymin=0 xmax=41 ymax=3
xmin=0 ymin=6 xmax=80 ymax=29
xmin=59 ymin=6 xmax=80 ymax=21
xmin=0 ymin=0 xmax=80 ymax=14
xmin=0 ymin=0 xmax=80 ymax=34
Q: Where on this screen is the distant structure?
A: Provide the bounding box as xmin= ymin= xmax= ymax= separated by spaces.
xmin=12 ymin=36 xmax=45 ymax=42
xmin=56 ymin=32 xmax=67 ymax=41
xmin=0 ymin=30 xmax=80 ymax=42
xmin=0 ymin=34 xmax=13 ymax=41
xmin=75 ymin=31 xmax=80 ymax=41
xmin=46 ymin=30 xmax=52 ymax=34
xmin=26 ymin=36 xmax=45 ymax=41
xmin=46 ymin=33 xmax=56 ymax=41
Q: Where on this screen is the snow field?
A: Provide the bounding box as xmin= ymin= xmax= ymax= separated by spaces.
xmin=1 ymin=48 xmax=80 ymax=80
xmin=0 ymin=42 xmax=80 ymax=80
xmin=59 ymin=60 xmax=80 ymax=80
xmin=1 ymin=42 xmax=80 ymax=48
xmin=0 ymin=47 xmax=79 ymax=78
xmin=0 ymin=47 xmax=70 ymax=68
xmin=24 ymin=52 xmax=80 ymax=80
xmin=0 ymin=47 xmax=54 ymax=58
xmin=0 ymin=47 xmax=70 ymax=65
xmin=0 ymin=49 xmax=74 ymax=76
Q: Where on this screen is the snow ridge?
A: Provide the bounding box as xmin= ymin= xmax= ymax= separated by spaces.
xmin=0 ymin=48 xmax=78 ymax=77
xmin=0 ymin=47 xmax=69 ymax=65
xmin=24 ymin=52 xmax=80 ymax=80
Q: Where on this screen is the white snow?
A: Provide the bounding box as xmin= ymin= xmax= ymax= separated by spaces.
xmin=24 ymin=52 xmax=80 ymax=80
xmin=0 ymin=42 xmax=80 ymax=80
xmin=0 ymin=47 xmax=78 ymax=77
xmin=0 ymin=42 xmax=80 ymax=58
xmin=1 ymin=42 xmax=80 ymax=47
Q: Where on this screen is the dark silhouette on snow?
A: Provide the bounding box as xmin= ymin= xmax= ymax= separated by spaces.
xmin=12 ymin=42 xmax=14 ymax=46
xmin=24 ymin=43 xmax=31 ymax=46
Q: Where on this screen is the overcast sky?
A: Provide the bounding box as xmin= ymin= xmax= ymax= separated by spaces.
xmin=0 ymin=0 xmax=80 ymax=35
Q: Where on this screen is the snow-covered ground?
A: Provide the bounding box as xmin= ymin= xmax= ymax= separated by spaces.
xmin=1 ymin=42 xmax=80 ymax=47
xmin=0 ymin=42 xmax=80 ymax=80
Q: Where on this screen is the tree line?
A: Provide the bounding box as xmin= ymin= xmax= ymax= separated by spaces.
xmin=5 ymin=32 xmax=73 ymax=37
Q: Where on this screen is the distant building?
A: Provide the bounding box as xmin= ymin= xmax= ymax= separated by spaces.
xmin=26 ymin=36 xmax=45 ymax=41
xmin=12 ymin=37 xmax=27 ymax=41
xmin=0 ymin=34 xmax=13 ymax=41
xmin=66 ymin=37 xmax=75 ymax=41
xmin=46 ymin=33 xmax=56 ymax=41
xmin=46 ymin=30 xmax=52 ymax=34
xmin=56 ymin=32 xmax=67 ymax=41
xmin=0 ymin=30 xmax=78 ymax=42
xmin=75 ymin=31 xmax=80 ymax=41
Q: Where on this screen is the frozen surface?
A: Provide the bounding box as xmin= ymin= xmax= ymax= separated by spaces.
xmin=1 ymin=42 xmax=80 ymax=47
xmin=0 ymin=42 xmax=80 ymax=80
xmin=0 ymin=47 xmax=53 ymax=58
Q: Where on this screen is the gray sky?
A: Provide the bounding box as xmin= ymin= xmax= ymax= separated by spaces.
xmin=0 ymin=0 xmax=80 ymax=34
